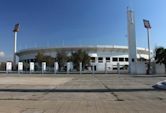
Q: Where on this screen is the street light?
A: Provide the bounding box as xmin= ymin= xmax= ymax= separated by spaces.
xmin=143 ymin=19 xmax=151 ymax=74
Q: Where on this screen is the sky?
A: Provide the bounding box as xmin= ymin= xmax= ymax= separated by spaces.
xmin=0 ymin=0 xmax=166 ymax=61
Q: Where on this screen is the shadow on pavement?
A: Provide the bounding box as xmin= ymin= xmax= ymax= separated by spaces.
xmin=0 ymin=88 xmax=164 ymax=93
xmin=132 ymin=75 xmax=166 ymax=78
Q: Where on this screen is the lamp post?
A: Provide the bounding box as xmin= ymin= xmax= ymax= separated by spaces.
xmin=143 ymin=19 xmax=151 ymax=74
xmin=13 ymin=23 xmax=20 ymax=68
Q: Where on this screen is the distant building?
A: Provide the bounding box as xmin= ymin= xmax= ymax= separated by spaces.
xmin=16 ymin=45 xmax=149 ymax=71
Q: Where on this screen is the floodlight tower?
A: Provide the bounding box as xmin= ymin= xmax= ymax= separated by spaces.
xmin=127 ymin=8 xmax=137 ymax=74
xmin=13 ymin=23 xmax=19 ymax=65
xmin=143 ymin=19 xmax=151 ymax=74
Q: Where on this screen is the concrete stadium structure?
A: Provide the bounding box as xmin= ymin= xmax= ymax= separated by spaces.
xmin=16 ymin=45 xmax=149 ymax=72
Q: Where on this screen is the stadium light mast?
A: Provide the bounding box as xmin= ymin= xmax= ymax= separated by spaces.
xmin=13 ymin=23 xmax=20 ymax=65
xmin=143 ymin=19 xmax=151 ymax=74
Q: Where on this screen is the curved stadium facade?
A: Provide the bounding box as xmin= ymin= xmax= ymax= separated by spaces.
xmin=16 ymin=45 xmax=149 ymax=71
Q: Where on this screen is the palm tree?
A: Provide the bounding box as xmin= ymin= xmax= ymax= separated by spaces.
xmin=155 ymin=47 xmax=166 ymax=67
xmin=56 ymin=50 xmax=68 ymax=71
xmin=71 ymin=49 xmax=90 ymax=71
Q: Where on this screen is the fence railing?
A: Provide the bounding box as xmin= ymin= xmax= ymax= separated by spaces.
xmin=0 ymin=62 xmax=129 ymax=74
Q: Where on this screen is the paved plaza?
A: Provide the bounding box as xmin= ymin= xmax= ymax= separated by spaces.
xmin=0 ymin=74 xmax=165 ymax=113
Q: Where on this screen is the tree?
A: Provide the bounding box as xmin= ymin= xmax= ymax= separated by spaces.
xmin=35 ymin=52 xmax=55 ymax=68
xmin=23 ymin=61 xmax=29 ymax=71
xmin=35 ymin=52 xmax=45 ymax=66
xmin=155 ymin=47 xmax=166 ymax=67
xmin=44 ymin=55 xmax=55 ymax=67
xmin=71 ymin=49 xmax=90 ymax=71
xmin=0 ymin=62 xmax=6 ymax=71
xmin=56 ymin=51 xmax=68 ymax=71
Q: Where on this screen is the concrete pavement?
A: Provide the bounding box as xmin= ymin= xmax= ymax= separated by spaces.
xmin=0 ymin=74 xmax=165 ymax=113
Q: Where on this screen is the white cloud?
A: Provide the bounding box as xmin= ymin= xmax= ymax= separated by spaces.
xmin=0 ymin=51 xmax=5 ymax=57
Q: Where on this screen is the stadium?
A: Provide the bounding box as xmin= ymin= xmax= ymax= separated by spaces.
xmin=16 ymin=45 xmax=149 ymax=72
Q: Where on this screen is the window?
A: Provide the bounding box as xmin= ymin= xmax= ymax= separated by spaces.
xmin=112 ymin=57 xmax=118 ymax=62
xmin=113 ymin=67 xmax=117 ymax=70
xmin=98 ymin=57 xmax=103 ymax=63
xmin=106 ymin=57 xmax=110 ymax=62
xmin=125 ymin=58 xmax=128 ymax=62
xmin=91 ymin=57 xmax=95 ymax=63
xmin=119 ymin=58 xmax=124 ymax=62
xmin=30 ymin=59 xmax=34 ymax=62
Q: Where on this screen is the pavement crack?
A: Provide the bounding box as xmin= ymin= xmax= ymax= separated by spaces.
xmin=94 ymin=76 xmax=124 ymax=101
xmin=0 ymin=98 xmax=39 ymax=101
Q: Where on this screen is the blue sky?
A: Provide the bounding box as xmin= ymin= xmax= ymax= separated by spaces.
xmin=0 ymin=0 xmax=166 ymax=61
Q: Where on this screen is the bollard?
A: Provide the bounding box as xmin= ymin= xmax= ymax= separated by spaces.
xmin=92 ymin=64 xmax=95 ymax=75
xmin=105 ymin=62 xmax=107 ymax=74
xmin=79 ymin=62 xmax=82 ymax=74
xmin=42 ymin=62 xmax=46 ymax=74
xmin=30 ymin=62 xmax=34 ymax=74
xmin=54 ymin=62 xmax=59 ymax=74
xmin=117 ymin=63 xmax=120 ymax=74
xmin=67 ymin=62 xmax=70 ymax=74
xmin=6 ymin=62 xmax=12 ymax=74
xmin=18 ymin=62 xmax=23 ymax=74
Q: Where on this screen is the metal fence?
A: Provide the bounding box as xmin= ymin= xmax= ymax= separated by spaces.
xmin=0 ymin=62 xmax=129 ymax=74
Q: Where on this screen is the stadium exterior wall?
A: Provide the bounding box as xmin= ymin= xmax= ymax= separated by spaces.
xmin=16 ymin=45 xmax=150 ymax=71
